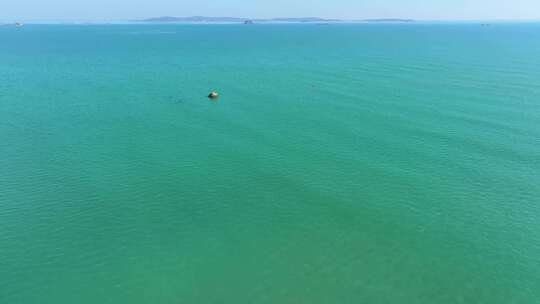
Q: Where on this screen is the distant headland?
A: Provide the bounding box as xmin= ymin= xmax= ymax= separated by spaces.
xmin=136 ymin=16 xmax=415 ymax=23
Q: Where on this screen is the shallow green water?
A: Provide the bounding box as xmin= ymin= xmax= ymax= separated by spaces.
xmin=1 ymin=23 xmax=540 ymax=303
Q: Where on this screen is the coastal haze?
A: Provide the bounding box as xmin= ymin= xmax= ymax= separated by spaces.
xmin=2 ymin=0 xmax=540 ymax=21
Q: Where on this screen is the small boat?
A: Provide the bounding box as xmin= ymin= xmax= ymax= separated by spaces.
xmin=244 ymin=20 xmax=254 ymax=25
xmin=208 ymin=91 xmax=219 ymax=99
xmin=15 ymin=22 xmax=23 ymax=27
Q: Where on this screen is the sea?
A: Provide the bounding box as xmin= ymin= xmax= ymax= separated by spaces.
xmin=1 ymin=23 xmax=539 ymax=303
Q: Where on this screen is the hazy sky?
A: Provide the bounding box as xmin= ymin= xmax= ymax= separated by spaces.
xmin=2 ymin=0 xmax=540 ymax=21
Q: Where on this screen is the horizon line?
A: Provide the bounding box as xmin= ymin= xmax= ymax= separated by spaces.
xmin=2 ymin=16 xmax=540 ymax=23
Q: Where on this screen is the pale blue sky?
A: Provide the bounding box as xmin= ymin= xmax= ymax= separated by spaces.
xmin=2 ymin=0 xmax=540 ymax=21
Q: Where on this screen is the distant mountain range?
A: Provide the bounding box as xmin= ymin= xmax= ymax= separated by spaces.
xmin=364 ymin=19 xmax=415 ymax=23
xmin=137 ymin=16 xmax=414 ymax=23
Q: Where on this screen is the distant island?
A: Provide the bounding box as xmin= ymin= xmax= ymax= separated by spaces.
xmin=364 ymin=19 xmax=415 ymax=23
xmin=137 ymin=16 xmax=415 ymax=23
xmin=0 ymin=22 xmax=24 ymax=27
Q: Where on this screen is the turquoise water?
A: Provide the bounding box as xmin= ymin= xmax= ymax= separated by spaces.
xmin=1 ymin=23 xmax=540 ymax=303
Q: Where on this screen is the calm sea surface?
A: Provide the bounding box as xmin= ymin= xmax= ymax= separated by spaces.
xmin=1 ymin=23 xmax=540 ymax=303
